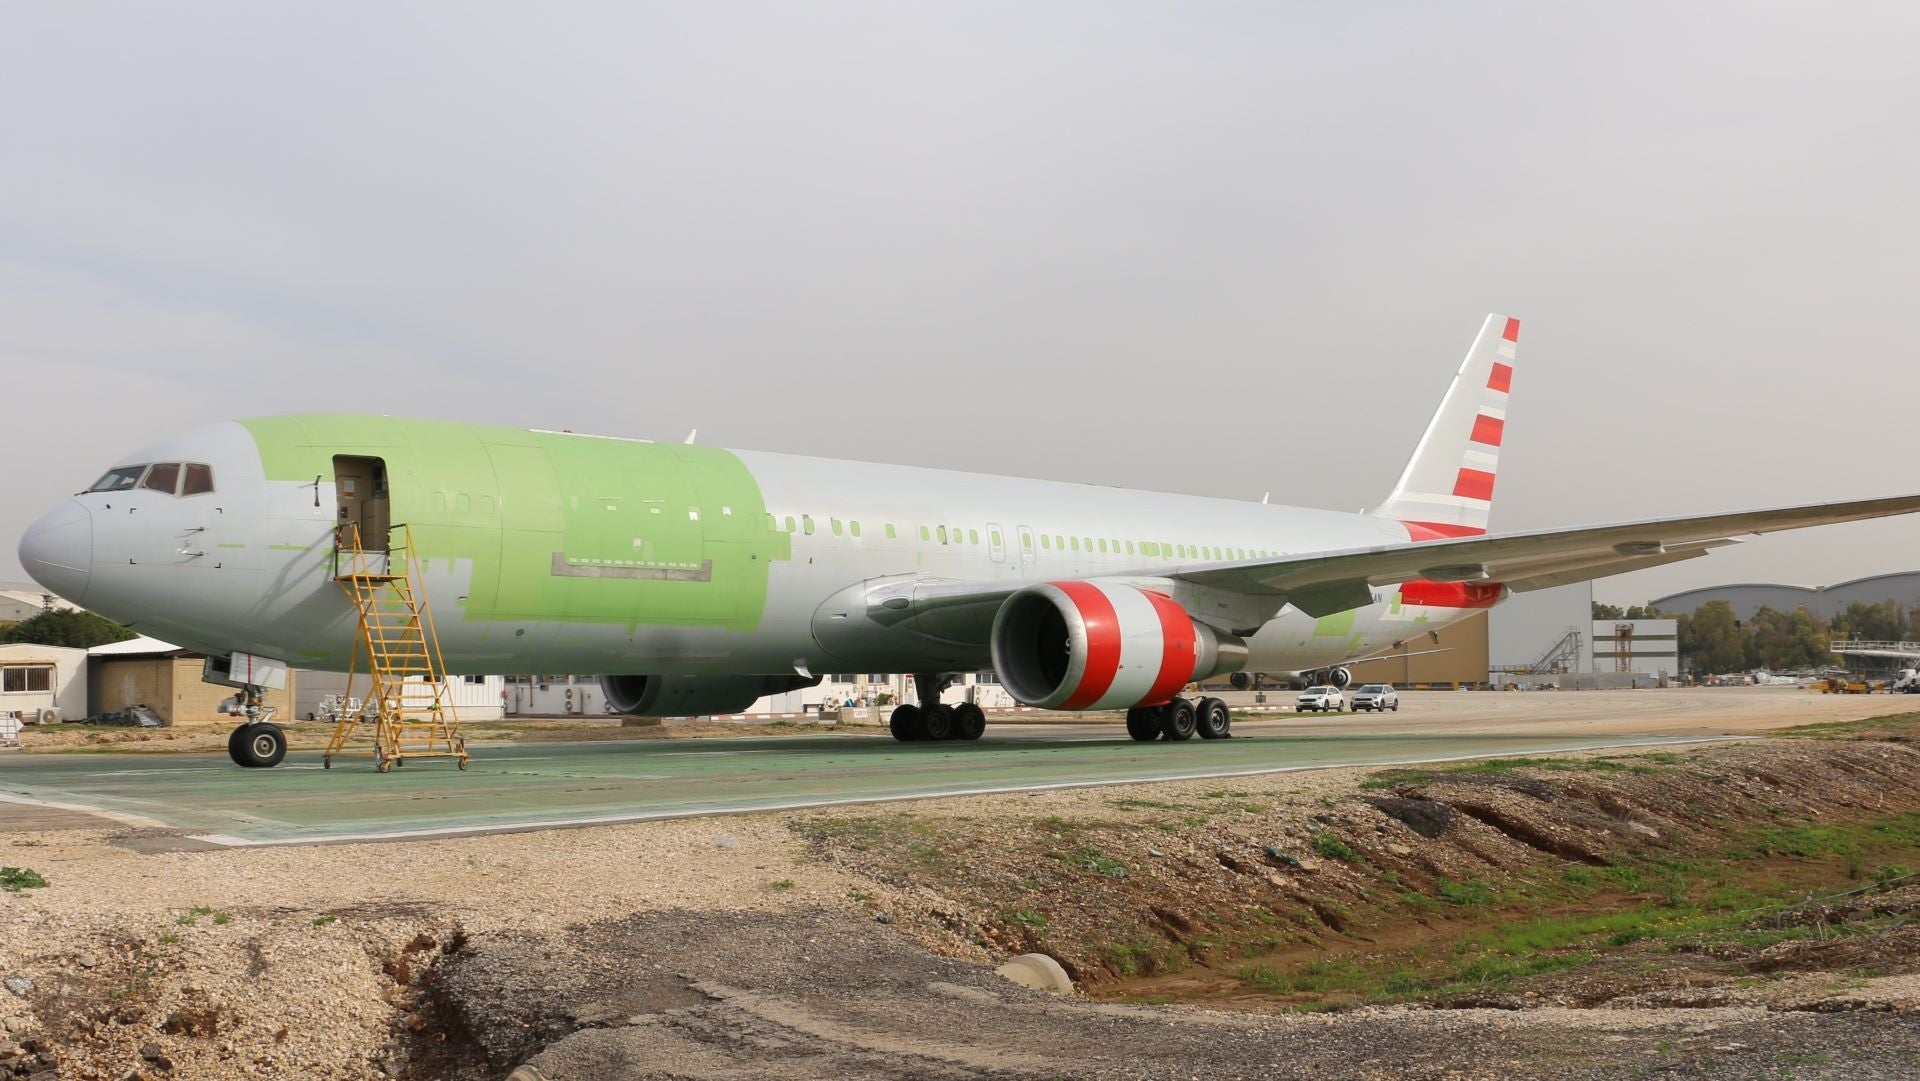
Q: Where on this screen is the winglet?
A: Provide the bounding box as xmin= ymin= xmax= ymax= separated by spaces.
xmin=1373 ymin=314 xmax=1517 ymax=539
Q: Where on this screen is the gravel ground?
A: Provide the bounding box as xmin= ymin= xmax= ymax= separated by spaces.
xmin=3 ymin=699 xmax=1918 ymax=1080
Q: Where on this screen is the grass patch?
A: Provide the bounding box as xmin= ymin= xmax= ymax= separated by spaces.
xmin=0 ymin=866 xmax=48 ymax=892
xmin=311 ymin=914 xmax=338 ymax=927
xmin=1311 ymin=832 xmax=1360 ymax=862
xmin=1435 ymin=878 xmax=1495 ymax=907
xmin=769 ymin=879 xmax=795 ymax=891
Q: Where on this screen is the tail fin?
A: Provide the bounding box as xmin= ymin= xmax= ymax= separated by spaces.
xmin=1372 ymin=314 xmax=1518 ymax=539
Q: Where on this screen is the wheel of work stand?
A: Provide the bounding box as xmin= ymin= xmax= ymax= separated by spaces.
xmin=377 ymin=756 xmax=392 ymax=774
xmin=457 ymin=756 xmax=469 ymax=771
xmin=323 ymin=756 xmax=332 ymax=770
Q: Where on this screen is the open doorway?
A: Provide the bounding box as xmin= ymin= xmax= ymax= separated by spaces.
xmin=333 ymin=455 xmax=390 ymax=552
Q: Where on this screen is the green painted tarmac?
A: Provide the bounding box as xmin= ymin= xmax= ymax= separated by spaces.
xmin=0 ymin=727 xmax=1720 ymax=846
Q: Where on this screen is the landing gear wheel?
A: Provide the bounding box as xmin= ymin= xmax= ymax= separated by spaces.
xmin=888 ymin=704 xmax=925 ymax=742
xmin=1160 ymin=698 xmax=1197 ymax=742
xmin=1195 ymin=697 xmax=1231 ymax=740
xmin=952 ymin=702 xmax=986 ymax=741
xmin=922 ymin=703 xmax=956 ymax=741
xmin=227 ymin=724 xmax=249 ymax=766
xmin=242 ymin=723 xmax=287 ymax=768
xmin=1125 ymin=707 xmax=1163 ymax=742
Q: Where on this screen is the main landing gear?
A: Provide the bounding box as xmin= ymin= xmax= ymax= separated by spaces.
xmin=223 ymin=685 xmax=287 ymax=768
xmin=888 ymin=673 xmax=987 ymax=743
xmin=1126 ymin=696 xmax=1232 ymax=743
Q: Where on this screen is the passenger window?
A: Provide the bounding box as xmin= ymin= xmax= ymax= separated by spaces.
xmin=140 ymin=463 xmax=181 ymax=495
xmin=850 ymin=521 xmax=862 ymax=538
xmin=802 ymin=515 xmax=815 ymax=535
xmin=885 ymin=523 xmax=896 ymax=539
xmin=1098 ymin=539 xmax=1107 ymax=553
xmin=919 ymin=525 xmax=931 ymax=541
xmin=831 ymin=518 xmax=843 ymax=536
xmin=182 ymin=463 xmax=214 ymax=495
xmin=937 ymin=525 xmax=948 ymax=544
xmin=1070 ymin=537 xmax=1080 ymax=551
xmin=785 ymin=516 xmax=797 ymax=533
xmin=968 ymin=529 xmax=979 ymax=545
xmin=1041 ymin=535 xmax=1051 ymax=550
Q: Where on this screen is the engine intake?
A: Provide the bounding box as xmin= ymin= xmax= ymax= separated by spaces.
xmin=599 ymin=673 xmax=821 ymax=717
xmin=990 ymin=581 xmax=1247 ymax=710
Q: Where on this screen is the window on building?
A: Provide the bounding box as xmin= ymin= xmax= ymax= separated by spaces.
xmin=462 ymin=675 xmax=485 ymax=685
xmin=2 ymin=666 xmax=53 ymax=693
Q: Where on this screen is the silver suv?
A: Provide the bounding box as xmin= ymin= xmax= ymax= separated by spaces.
xmin=1350 ymin=684 xmax=1400 ymax=712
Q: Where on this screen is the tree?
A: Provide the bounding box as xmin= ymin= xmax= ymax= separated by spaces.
xmin=1680 ymin=601 xmax=1746 ymax=675
xmin=1830 ymin=600 xmax=1910 ymax=644
xmin=1623 ymin=604 xmax=1669 ymax=620
xmin=1592 ymin=602 xmax=1625 ymax=620
xmin=0 ymin=609 xmax=138 ymax=649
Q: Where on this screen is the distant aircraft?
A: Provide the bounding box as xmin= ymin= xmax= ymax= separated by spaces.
xmin=19 ymin=316 xmax=1920 ymax=765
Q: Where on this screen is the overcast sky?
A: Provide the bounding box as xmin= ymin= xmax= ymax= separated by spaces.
xmin=4 ymin=2 xmax=1918 ymax=605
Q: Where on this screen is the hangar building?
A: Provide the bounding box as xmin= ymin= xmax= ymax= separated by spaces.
xmin=1653 ymin=572 xmax=1920 ymax=622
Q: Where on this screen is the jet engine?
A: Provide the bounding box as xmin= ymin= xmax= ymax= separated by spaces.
xmin=598 ymin=673 xmax=821 ymax=717
xmin=1328 ymin=666 xmax=1352 ymax=688
xmin=990 ymin=581 xmax=1247 ymax=710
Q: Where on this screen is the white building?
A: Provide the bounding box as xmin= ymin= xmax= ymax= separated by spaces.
xmin=296 ymin=670 xmax=506 ymax=722
xmin=0 ymin=643 xmax=88 ymax=724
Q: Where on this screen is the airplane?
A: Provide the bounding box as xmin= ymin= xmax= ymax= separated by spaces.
xmin=17 ymin=315 xmax=1920 ymax=768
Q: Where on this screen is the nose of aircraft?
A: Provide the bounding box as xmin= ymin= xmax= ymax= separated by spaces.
xmin=18 ymin=499 xmax=93 ymax=604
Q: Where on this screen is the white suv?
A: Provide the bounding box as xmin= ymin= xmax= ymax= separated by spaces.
xmin=1350 ymin=684 xmax=1400 ymax=712
xmin=1296 ymin=685 xmax=1344 ymax=712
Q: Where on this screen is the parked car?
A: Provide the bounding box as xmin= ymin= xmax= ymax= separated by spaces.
xmin=1296 ymin=685 xmax=1344 ymax=712
xmin=1350 ymin=684 xmax=1400 ymax=712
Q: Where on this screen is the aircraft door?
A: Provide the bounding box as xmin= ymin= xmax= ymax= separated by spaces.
xmin=332 ymin=455 xmax=391 ymax=551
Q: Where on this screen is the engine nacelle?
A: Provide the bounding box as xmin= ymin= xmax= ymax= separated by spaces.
xmin=1328 ymin=666 xmax=1352 ymax=689
xmin=990 ymin=581 xmax=1247 ymax=710
xmin=598 ymin=673 xmax=821 ymax=717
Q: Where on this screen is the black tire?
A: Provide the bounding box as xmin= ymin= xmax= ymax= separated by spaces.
xmin=242 ymin=723 xmax=287 ymax=768
xmin=1125 ymin=707 xmax=1163 ymax=742
xmin=1392 ymin=703 xmax=1400 ymax=711
xmin=1195 ymin=697 xmax=1231 ymax=739
xmin=1161 ymin=698 xmax=1197 ymax=742
xmin=889 ymin=704 xmax=924 ymax=742
xmin=226 ymin=724 xmax=249 ymax=766
xmin=952 ymin=702 xmax=986 ymax=741
xmin=922 ymin=703 xmax=956 ymax=741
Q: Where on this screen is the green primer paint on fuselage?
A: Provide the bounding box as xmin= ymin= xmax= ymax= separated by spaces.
xmin=241 ymin=415 xmax=789 ymax=632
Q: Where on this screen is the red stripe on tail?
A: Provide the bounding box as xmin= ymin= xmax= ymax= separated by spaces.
xmin=1488 ymin=362 xmax=1513 ymax=393
xmin=1452 ymin=468 xmax=1496 ymax=501
xmin=1402 ymin=520 xmax=1489 ymax=541
xmin=1469 ymin=413 xmax=1505 ymax=447
xmin=1502 ymin=317 xmax=1520 ymax=342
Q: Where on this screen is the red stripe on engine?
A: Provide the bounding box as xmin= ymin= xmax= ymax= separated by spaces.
xmin=1402 ymin=520 xmax=1488 ymax=541
xmin=1488 ymin=362 xmax=1513 ymax=393
xmin=1470 ymin=413 xmax=1505 ymax=447
xmin=1401 ymin=580 xmax=1502 ymax=609
xmin=1502 ymin=317 xmax=1520 ymax=342
xmin=1452 ymin=468 xmax=1496 ymax=501
xmin=1138 ymin=591 xmax=1198 ymax=706
xmin=1053 ymin=581 xmax=1123 ymax=711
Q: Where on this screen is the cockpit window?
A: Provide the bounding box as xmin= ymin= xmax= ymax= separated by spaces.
xmin=88 ymin=465 xmax=149 ymax=492
xmin=182 ymin=463 xmax=214 ymax=495
xmin=141 ymin=463 xmax=181 ymax=494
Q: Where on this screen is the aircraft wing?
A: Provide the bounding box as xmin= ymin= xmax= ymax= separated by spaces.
xmin=860 ymin=493 xmax=1920 ymax=638
xmin=1168 ymin=492 xmax=1920 ymax=618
